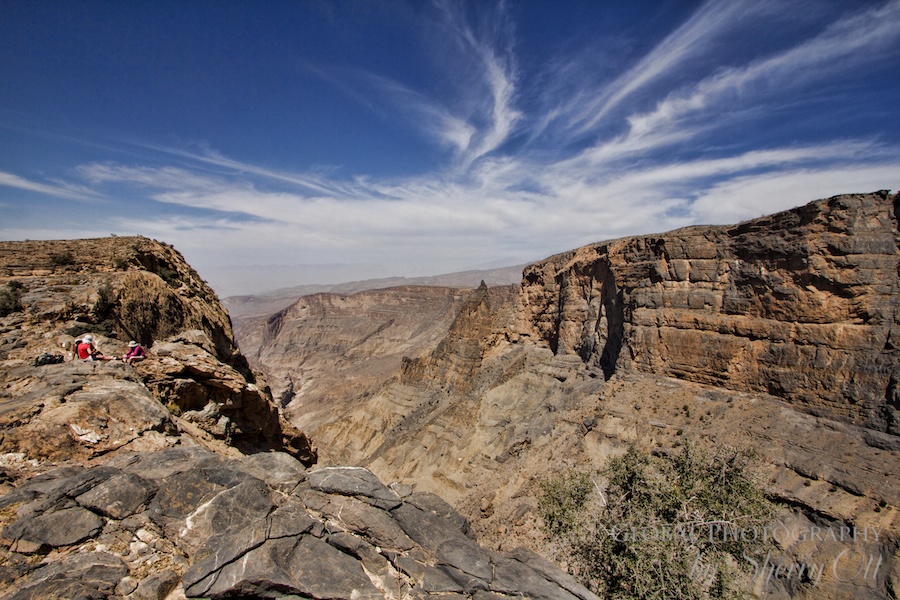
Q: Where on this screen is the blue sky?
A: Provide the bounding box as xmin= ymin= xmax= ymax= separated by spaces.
xmin=2 ymin=0 xmax=899 ymax=296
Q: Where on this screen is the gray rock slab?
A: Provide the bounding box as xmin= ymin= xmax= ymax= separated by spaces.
xmin=147 ymin=463 xmax=259 ymax=533
xmin=110 ymin=446 xmax=221 ymax=480
xmin=75 ymin=471 xmax=155 ymax=519
xmin=505 ymin=548 xmax=600 ymax=600
xmin=491 ymin=554 xmax=581 ymax=600
xmin=174 ymin=478 xmax=274 ymax=564
xmin=182 ymin=520 xmax=270 ymax=594
xmin=394 ymin=556 xmax=465 ymax=593
xmin=3 ymin=505 xmax=103 ymax=549
xmin=436 ymin=537 xmax=495 ymax=582
xmin=300 ymin=490 xmax=416 ymax=551
xmin=307 ymin=466 xmax=401 ymax=509
xmin=237 ymin=450 xmax=306 ymax=492
xmin=391 ymin=501 xmax=472 ymax=554
xmin=186 ymin=534 xmax=384 ymax=599
xmin=267 ymin=497 xmax=319 ymax=539
xmin=4 ymin=550 xmax=126 ymax=600
xmin=0 ymin=466 xmax=86 ymax=508
xmin=405 ymin=491 xmax=470 ymax=535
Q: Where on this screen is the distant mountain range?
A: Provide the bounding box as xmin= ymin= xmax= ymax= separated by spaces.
xmin=222 ymin=263 xmax=528 ymax=319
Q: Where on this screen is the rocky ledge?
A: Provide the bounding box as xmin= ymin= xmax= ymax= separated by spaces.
xmin=0 ymin=449 xmax=596 ymax=600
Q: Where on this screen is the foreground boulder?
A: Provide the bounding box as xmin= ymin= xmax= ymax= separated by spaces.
xmin=0 ymin=451 xmax=597 ymax=599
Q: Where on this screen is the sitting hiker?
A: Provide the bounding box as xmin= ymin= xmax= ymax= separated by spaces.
xmin=123 ymin=340 xmax=146 ymax=364
xmin=76 ymin=334 xmax=111 ymax=361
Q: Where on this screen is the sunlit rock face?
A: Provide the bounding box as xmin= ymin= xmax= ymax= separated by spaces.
xmin=520 ymin=190 xmax=900 ymax=432
xmin=0 ymin=235 xmax=315 ymax=468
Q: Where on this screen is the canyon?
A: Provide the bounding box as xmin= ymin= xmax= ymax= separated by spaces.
xmin=0 ymin=190 xmax=896 ymax=598
xmin=0 ymin=237 xmax=588 ymax=599
xmin=236 ymin=190 xmax=900 ymax=600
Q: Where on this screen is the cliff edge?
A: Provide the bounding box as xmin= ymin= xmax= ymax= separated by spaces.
xmin=520 ymin=190 xmax=900 ymax=432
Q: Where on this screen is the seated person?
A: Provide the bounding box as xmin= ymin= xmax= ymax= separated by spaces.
xmin=76 ymin=334 xmax=111 ymax=361
xmin=123 ymin=340 xmax=146 ymax=365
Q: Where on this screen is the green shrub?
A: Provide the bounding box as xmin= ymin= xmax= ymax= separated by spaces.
xmin=0 ymin=281 xmax=24 ymax=317
xmin=49 ymin=251 xmax=75 ymax=266
xmin=537 ymin=442 xmax=774 ymax=599
xmin=538 ymin=470 xmax=594 ymax=537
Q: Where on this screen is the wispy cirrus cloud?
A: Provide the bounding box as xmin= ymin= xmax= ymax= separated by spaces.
xmin=3 ymin=0 xmax=899 ymax=296
xmin=437 ymin=0 xmax=521 ymax=165
xmin=619 ymin=0 xmax=900 ymax=145
xmin=0 ymin=170 xmax=101 ymax=201
xmin=570 ymin=0 xmax=771 ymax=134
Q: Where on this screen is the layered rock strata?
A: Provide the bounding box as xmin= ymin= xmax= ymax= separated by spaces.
xmin=520 ymin=191 xmax=900 ymax=431
xmin=235 ymin=286 xmax=478 ymax=436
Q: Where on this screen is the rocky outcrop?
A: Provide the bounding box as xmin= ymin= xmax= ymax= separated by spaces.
xmin=520 ymin=191 xmax=900 ymax=432
xmin=0 ymin=449 xmax=598 ymax=600
xmin=400 ymin=283 xmax=520 ymax=393
xmin=0 ymin=236 xmax=314 ymax=464
xmin=0 ymin=236 xmax=236 ymax=364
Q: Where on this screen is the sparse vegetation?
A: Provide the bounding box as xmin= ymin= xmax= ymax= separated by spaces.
xmin=537 ymin=470 xmax=594 ymax=537
xmin=538 ymin=442 xmax=775 ymax=599
xmin=158 ymin=265 xmax=179 ymax=286
xmin=0 ymin=281 xmax=24 ymax=317
xmin=48 ymin=251 xmax=75 ymax=266
xmin=78 ymin=283 xmax=121 ymax=337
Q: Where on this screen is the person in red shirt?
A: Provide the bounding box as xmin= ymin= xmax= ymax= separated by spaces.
xmin=76 ymin=334 xmax=110 ymax=361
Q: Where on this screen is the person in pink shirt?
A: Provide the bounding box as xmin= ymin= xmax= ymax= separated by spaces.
xmin=123 ymin=340 xmax=146 ymax=365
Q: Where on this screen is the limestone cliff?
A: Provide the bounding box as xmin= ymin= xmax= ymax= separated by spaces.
xmin=519 ymin=190 xmax=900 ymax=432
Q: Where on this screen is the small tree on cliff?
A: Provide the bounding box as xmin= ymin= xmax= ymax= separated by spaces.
xmin=538 ymin=441 xmax=774 ymax=599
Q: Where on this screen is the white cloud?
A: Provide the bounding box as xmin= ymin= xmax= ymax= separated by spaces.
xmin=572 ymin=0 xmax=771 ymax=133
xmin=621 ymin=0 xmax=900 ymax=142
xmin=0 ymin=170 xmax=101 ymax=201
xmin=688 ymin=164 xmax=899 ymax=224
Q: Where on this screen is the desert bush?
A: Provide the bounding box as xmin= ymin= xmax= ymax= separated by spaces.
xmin=94 ymin=283 xmax=117 ymax=318
xmin=0 ymin=281 xmax=24 ymax=317
xmin=49 ymin=251 xmax=75 ymax=266
xmin=538 ymin=470 xmax=594 ymax=537
xmin=537 ymin=442 xmax=774 ymax=599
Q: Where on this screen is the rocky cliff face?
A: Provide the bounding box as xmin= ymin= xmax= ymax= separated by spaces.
xmin=235 ymin=286 xmax=477 ymax=436
xmin=240 ymin=191 xmax=900 ymax=599
xmin=519 ymin=191 xmax=900 ymax=433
